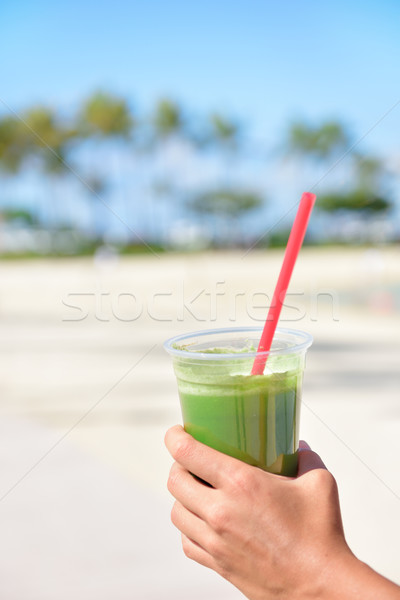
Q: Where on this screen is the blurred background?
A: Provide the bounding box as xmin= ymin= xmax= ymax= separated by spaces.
xmin=0 ymin=1 xmax=399 ymax=598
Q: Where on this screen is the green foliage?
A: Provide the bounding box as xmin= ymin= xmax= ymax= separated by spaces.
xmin=190 ymin=113 xmax=240 ymax=150
xmin=263 ymin=229 xmax=291 ymax=248
xmin=287 ymin=120 xmax=349 ymax=159
xmin=0 ymin=92 xmax=396 ymax=254
xmin=318 ymin=189 xmax=391 ymax=213
xmin=24 ymin=108 xmax=62 ymax=148
xmin=0 ymin=116 xmax=28 ymax=172
xmin=190 ymin=188 xmax=263 ymax=216
xmin=152 ymin=99 xmax=182 ymax=137
xmin=22 ymin=106 xmax=75 ymax=173
xmin=0 ymin=108 xmax=72 ymax=173
xmin=23 ymin=106 xmax=72 ymax=173
xmin=354 ymin=155 xmax=383 ymax=188
xmin=209 ymin=113 xmax=239 ymax=146
xmin=286 ymin=119 xmax=393 ymax=218
xmin=1 ymin=208 xmax=37 ymax=224
xmin=80 ymin=91 xmax=134 ymax=137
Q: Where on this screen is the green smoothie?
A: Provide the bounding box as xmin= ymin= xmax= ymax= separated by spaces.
xmin=165 ymin=328 xmax=312 ymax=478
xmin=175 ymin=358 xmax=302 ymax=476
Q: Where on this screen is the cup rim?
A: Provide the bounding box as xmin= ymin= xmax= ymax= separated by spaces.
xmin=164 ymin=326 xmax=313 ymax=360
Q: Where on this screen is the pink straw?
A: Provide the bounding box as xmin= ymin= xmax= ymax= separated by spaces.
xmin=251 ymin=192 xmax=316 ymax=375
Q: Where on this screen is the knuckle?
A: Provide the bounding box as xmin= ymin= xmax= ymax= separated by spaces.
xmin=167 ymin=464 xmax=182 ymax=493
xmin=207 ymin=535 xmax=223 ymax=557
xmin=324 ymin=472 xmax=339 ymax=497
xmin=164 ymin=425 xmax=183 ymax=449
xmin=313 ymin=467 xmax=336 ymax=487
xmin=181 ymin=536 xmax=195 ymax=559
xmin=308 ymin=468 xmax=339 ymax=497
xmin=208 ymin=503 xmax=231 ymax=534
xmin=173 ymin=437 xmax=194 ymax=463
xmin=170 ymin=501 xmax=180 ymax=526
xmin=167 ymin=474 xmax=175 ymax=494
xmin=229 ymin=466 xmax=253 ymax=494
xmin=208 ymin=539 xmax=231 ymax=574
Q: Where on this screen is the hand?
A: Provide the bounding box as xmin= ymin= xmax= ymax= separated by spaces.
xmin=165 ymin=425 xmax=400 ymax=600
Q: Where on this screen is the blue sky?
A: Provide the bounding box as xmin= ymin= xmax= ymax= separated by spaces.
xmin=1 ymin=0 xmax=400 ymax=151
xmin=0 ymin=1 xmax=399 ymax=241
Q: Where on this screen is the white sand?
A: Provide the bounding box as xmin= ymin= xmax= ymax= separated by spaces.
xmin=0 ymin=246 xmax=399 ymax=598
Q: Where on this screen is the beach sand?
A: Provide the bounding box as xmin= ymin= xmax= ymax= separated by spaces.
xmin=0 ymin=246 xmax=399 ymax=598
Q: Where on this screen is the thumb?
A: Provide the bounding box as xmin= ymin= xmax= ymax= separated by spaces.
xmin=297 ymin=440 xmax=327 ymax=477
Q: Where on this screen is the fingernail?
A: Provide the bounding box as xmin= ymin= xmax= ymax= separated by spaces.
xmin=298 ymin=440 xmax=311 ymax=451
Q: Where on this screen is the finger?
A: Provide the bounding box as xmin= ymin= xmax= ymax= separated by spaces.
xmin=180 ymin=534 xmax=218 ymax=572
xmin=165 ymin=425 xmax=244 ymax=489
xmin=297 ymin=441 xmax=327 ymax=476
xmin=171 ymin=500 xmax=215 ymax=551
xmin=168 ymin=462 xmax=212 ymax=520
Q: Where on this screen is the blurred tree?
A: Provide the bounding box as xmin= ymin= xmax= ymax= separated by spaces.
xmin=354 ymin=155 xmax=383 ymax=190
xmin=150 ymin=101 xmax=255 ymax=247
xmin=0 ymin=116 xmax=27 ymax=173
xmin=80 ymin=91 xmax=134 ymax=138
xmin=191 ymin=188 xmax=261 ymax=216
xmin=208 ymin=113 xmax=240 ymax=150
xmin=0 ymin=107 xmax=76 ymax=232
xmin=286 ymin=119 xmax=393 ymax=232
xmin=148 ymin=99 xmax=187 ymax=240
xmin=189 ymin=188 xmax=263 ymax=246
xmin=79 ymin=91 xmax=135 ymax=240
xmin=23 ymin=106 xmax=74 ymax=172
xmin=1 ymin=208 xmax=37 ymax=225
xmin=206 ymin=114 xmax=249 ymax=237
xmin=83 ymin=175 xmax=109 ymax=237
xmin=189 ymin=112 xmax=241 ymax=151
xmin=23 ymin=106 xmax=76 ymax=227
xmin=152 ymin=98 xmax=183 ymax=139
xmin=317 ymin=189 xmax=391 ymax=214
xmin=318 ymin=155 xmax=392 ymax=215
xmin=286 ymin=120 xmax=350 ymax=159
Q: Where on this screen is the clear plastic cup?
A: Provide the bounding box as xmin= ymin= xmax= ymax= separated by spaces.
xmin=164 ymin=327 xmax=312 ymax=477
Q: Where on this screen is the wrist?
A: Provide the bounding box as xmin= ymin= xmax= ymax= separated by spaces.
xmin=318 ymin=549 xmax=400 ymax=600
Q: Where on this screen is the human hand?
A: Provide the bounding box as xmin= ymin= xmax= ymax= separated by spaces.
xmin=165 ymin=425 xmax=394 ymax=600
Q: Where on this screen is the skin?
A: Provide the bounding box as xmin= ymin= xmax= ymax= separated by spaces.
xmin=165 ymin=425 xmax=400 ymax=600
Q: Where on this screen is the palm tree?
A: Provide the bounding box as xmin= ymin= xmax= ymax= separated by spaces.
xmin=22 ymin=106 xmax=76 ymax=230
xmin=152 ymin=98 xmax=183 ymax=140
xmin=286 ymin=120 xmax=350 ymax=160
xmin=79 ymin=91 xmax=135 ymax=241
xmin=189 ymin=187 xmax=264 ymax=247
xmin=209 ymin=113 xmax=240 ymax=151
xmin=149 ymin=98 xmax=187 ymax=241
xmin=0 ymin=116 xmax=27 ymax=249
xmin=0 ymin=116 xmax=27 ymax=173
xmin=285 ymin=119 xmax=393 ymax=232
xmin=80 ymin=91 xmax=133 ymax=138
xmin=0 ymin=108 xmax=75 ymax=232
xmin=318 ymin=155 xmax=392 ymax=215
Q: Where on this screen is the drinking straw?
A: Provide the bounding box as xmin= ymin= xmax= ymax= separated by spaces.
xmin=251 ymin=192 xmax=316 ymax=375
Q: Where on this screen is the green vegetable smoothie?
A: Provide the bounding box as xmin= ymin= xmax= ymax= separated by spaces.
xmin=165 ymin=328 xmax=312 ymax=478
